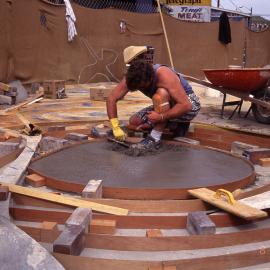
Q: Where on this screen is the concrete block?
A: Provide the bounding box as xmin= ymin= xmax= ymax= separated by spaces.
xmin=53 ymin=225 xmax=85 ymax=256
xmin=31 ymin=82 xmax=41 ymax=94
xmin=186 ymin=211 xmax=216 ymax=235
xmin=9 ymin=80 xmax=28 ymax=104
xmin=40 ymin=136 xmax=69 ymax=152
xmin=0 ymin=186 xmax=9 ymax=201
xmin=4 ymin=87 xmax=17 ymax=97
xmin=25 ymin=174 xmax=46 ymax=187
xmin=243 ymin=148 xmax=270 ymax=164
xmin=231 ymin=141 xmax=258 ymax=156
xmin=82 ymin=179 xmax=103 ymax=198
xmin=0 ymin=94 xmax=12 ymax=105
xmin=146 ymin=229 xmax=163 ymax=238
xmin=41 ymin=221 xmax=59 ymax=242
xmin=258 ymin=158 xmax=270 ymax=167
xmin=65 ymin=133 xmax=88 ymax=142
xmin=0 ymin=141 xmax=19 ymax=157
xmin=66 ymin=207 xmax=92 ymax=233
xmin=90 ymin=126 xmax=111 ymax=138
xmin=90 ymin=219 xmax=116 ymax=235
xmin=174 ymin=137 xmax=200 ymax=145
xmin=0 ymin=141 xmax=19 ymax=151
xmin=89 ymin=83 xmax=116 ymax=101
xmin=47 ymin=126 xmax=66 ymax=132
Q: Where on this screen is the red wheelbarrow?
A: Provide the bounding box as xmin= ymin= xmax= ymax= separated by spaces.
xmin=184 ymin=68 xmax=270 ymax=124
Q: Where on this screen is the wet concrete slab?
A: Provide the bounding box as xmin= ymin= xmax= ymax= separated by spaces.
xmin=30 ymin=142 xmax=253 ymax=189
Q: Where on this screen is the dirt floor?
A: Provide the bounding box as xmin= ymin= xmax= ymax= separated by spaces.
xmin=192 ymin=83 xmax=270 ymax=136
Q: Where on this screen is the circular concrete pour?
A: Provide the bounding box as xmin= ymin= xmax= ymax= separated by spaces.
xmin=30 ymin=141 xmax=254 ymax=189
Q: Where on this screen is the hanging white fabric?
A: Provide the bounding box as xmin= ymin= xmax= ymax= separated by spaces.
xmin=63 ymin=0 xmax=77 ymax=42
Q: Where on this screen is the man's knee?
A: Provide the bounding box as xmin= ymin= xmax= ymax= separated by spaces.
xmin=129 ymin=114 xmax=143 ymax=126
xmin=152 ymin=88 xmax=170 ymax=113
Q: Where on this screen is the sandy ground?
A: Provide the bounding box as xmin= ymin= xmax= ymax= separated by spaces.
xmin=191 ymin=83 xmax=270 ymax=136
xmin=0 ymin=82 xmax=269 ymax=136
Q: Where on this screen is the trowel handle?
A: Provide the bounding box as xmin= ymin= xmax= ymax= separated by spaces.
xmin=215 ymin=189 xmax=236 ymax=205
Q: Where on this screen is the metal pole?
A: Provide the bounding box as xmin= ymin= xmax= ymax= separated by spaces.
xmin=217 ymin=0 xmax=220 ymax=8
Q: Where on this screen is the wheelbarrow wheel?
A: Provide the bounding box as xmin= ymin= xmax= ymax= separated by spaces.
xmin=251 ymin=88 xmax=270 ymax=124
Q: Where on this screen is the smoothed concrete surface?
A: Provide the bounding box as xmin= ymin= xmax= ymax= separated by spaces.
xmin=30 ymin=141 xmax=253 ymax=189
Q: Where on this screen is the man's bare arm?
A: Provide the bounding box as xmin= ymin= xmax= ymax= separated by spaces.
xmin=106 ymin=79 xmax=129 ymax=119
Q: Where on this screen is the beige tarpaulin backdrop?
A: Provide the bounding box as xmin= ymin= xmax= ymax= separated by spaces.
xmin=0 ymin=0 xmax=269 ymax=83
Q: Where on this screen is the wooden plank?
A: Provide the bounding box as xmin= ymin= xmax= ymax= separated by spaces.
xmin=4 ymin=183 xmax=128 ymax=216
xmin=0 ymin=92 xmax=43 ymax=115
xmin=12 ymin=193 xmax=210 ymax=213
xmin=16 ymin=112 xmax=30 ymax=125
xmin=188 ymin=188 xmax=267 ymax=220
xmin=240 ymin=191 xmax=270 ymax=210
xmin=0 ymin=128 xmax=21 ymax=138
xmin=23 ymin=97 xmax=43 ymax=107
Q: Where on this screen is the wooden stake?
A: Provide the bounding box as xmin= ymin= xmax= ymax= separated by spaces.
xmin=157 ymin=0 xmax=174 ymax=68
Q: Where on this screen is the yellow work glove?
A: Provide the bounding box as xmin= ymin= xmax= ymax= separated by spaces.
xmin=110 ymin=118 xmax=126 ymax=141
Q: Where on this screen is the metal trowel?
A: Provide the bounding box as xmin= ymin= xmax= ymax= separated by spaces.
xmin=107 ymin=137 xmax=130 ymax=148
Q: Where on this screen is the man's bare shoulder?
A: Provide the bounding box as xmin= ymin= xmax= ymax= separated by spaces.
xmin=156 ymin=65 xmax=179 ymax=85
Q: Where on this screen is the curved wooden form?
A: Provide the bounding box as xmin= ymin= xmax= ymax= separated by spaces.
xmin=10 ymin=206 xmax=255 ymax=229
xmin=17 ymin=220 xmax=270 ymax=251
xmin=53 ymin=248 xmax=270 ymax=270
xmin=28 ymin=140 xmax=255 ymax=200
xmin=7 ymin=123 xmax=270 ymax=269
xmin=0 ymin=137 xmax=25 ymax=169
xmin=11 ymin=181 xmax=270 ymax=213
xmin=24 ymin=168 xmax=256 ymax=200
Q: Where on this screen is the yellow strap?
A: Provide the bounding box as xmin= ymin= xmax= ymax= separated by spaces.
xmin=215 ymin=188 xmax=236 ymax=205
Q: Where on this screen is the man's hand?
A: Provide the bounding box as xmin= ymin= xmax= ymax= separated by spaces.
xmin=110 ymin=118 xmax=126 ymax=141
xmin=147 ymin=111 xmax=163 ymax=124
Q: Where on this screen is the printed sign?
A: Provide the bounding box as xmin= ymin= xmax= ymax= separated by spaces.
xmin=160 ymin=0 xmax=211 ymax=6
xmin=168 ymin=5 xmax=211 ymax=22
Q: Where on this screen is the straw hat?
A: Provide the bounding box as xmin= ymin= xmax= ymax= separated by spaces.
xmin=123 ymin=46 xmax=148 ymax=64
